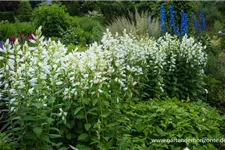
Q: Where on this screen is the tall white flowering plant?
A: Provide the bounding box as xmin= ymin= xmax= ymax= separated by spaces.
xmin=154 ymin=34 xmax=207 ymax=100
xmin=0 ymin=27 xmax=207 ymax=149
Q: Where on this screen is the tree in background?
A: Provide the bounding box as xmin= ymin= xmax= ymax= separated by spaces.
xmin=30 ymin=0 xmax=42 ymax=8
xmin=16 ymin=0 xmax=33 ymax=22
xmin=0 ymin=0 xmax=20 ymax=11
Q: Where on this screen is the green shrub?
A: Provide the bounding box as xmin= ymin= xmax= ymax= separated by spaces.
xmin=0 ymin=11 xmax=15 ymax=23
xmin=116 ymin=98 xmax=225 ymax=150
xmin=0 ymin=132 xmax=16 ymax=150
xmin=204 ymin=76 xmax=225 ymax=110
xmin=202 ymin=34 xmax=225 ymax=107
xmin=32 ymin=3 xmax=70 ymax=37
xmin=60 ymin=17 xmax=103 ymax=46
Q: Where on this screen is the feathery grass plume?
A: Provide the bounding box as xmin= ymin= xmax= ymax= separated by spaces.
xmin=149 ymin=17 xmax=160 ymax=38
xmin=107 ymin=9 xmax=149 ymax=38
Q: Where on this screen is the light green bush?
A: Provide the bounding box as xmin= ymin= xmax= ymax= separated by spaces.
xmin=32 ymin=3 xmax=70 ymax=37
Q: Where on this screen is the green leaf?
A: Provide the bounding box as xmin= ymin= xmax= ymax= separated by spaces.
xmin=90 ymin=136 xmax=99 ymax=144
xmin=48 ymin=97 xmax=56 ymax=104
xmin=69 ymin=145 xmax=79 ymax=150
xmin=66 ymin=133 xmax=71 ymax=140
xmin=84 ymin=123 xmax=91 ymax=131
xmin=42 ymin=145 xmax=53 ymax=150
xmin=32 ymin=103 xmax=43 ymax=109
xmin=92 ymin=98 xmax=98 ymax=106
xmin=106 ymin=123 xmax=117 ymax=128
xmin=41 ymin=135 xmax=50 ymax=143
xmin=23 ymin=116 xmax=35 ymax=121
xmin=34 ymin=84 xmax=41 ymax=90
xmin=76 ymin=110 xmax=85 ymax=119
xmin=49 ymin=134 xmax=61 ymax=139
xmin=83 ymin=98 xmax=90 ymax=105
xmin=156 ymin=127 xmax=165 ymax=136
xmin=78 ymin=133 xmax=89 ymax=141
xmin=74 ymin=106 xmax=83 ymax=115
xmin=101 ymin=112 xmax=110 ymax=118
xmin=50 ymin=127 xmax=60 ymax=133
xmin=103 ymin=90 xmax=110 ymax=98
xmin=106 ymin=139 xmax=113 ymax=149
xmin=47 ymin=117 xmax=55 ymax=124
xmin=33 ymin=127 xmax=43 ymax=137
xmin=87 ymin=107 xmax=98 ymax=116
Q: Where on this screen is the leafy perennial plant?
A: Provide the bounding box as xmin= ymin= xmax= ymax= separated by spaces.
xmin=0 ymin=27 xmax=207 ymax=149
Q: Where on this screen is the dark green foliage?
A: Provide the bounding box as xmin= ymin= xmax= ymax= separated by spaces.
xmin=29 ymin=1 xmax=42 ymax=9
xmin=0 ymin=11 xmax=15 ymax=23
xmin=32 ymin=3 xmax=70 ymax=38
xmin=204 ymin=51 xmax=225 ymax=110
xmin=15 ymin=1 xmax=33 ymax=22
xmin=204 ymin=76 xmax=225 ymax=112
xmin=193 ymin=2 xmax=225 ymax=30
xmin=199 ymin=32 xmax=225 ymax=111
xmin=61 ymin=1 xmax=83 ymax=16
xmin=116 ymin=98 xmax=225 ymax=150
xmin=0 ymin=1 xmax=20 ymax=12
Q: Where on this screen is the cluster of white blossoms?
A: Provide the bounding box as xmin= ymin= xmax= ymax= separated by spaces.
xmin=0 ymin=27 xmax=207 ymax=109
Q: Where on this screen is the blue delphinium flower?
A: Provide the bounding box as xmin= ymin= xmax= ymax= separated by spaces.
xmin=200 ymin=10 xmax=205 ymax=30
xmin=159 ymin=5 xmax=166 ymax=35
xmin=0 ymin=40 xmax=4 ymax=49
xmin=169 ymin=5 xmax=175 ymax=30
xmin=180 ymin=10 xmax=188 ymax=36
xmin=191 ymin=12 xmax=199 ymax=34
xmin=148 ymin=15 xmax=152 ymax=25
xmin=174 ymin=26 xmax=179 ymax=36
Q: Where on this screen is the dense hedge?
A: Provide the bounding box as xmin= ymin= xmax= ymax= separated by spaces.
xmin=0 ymin=11 xmax=15 ymax=23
